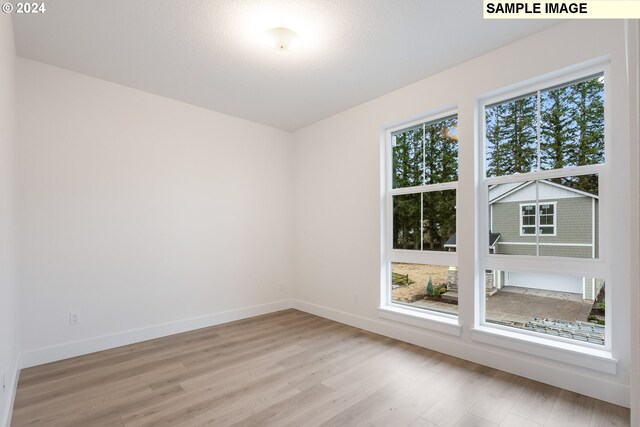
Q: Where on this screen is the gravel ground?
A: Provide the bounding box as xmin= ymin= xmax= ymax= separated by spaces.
xmin=391 ymin=263 xmax=450 ymax=302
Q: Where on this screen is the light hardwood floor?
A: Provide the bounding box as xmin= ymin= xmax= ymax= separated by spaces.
xmin=11 ymin=309 xmax=630 ymax=426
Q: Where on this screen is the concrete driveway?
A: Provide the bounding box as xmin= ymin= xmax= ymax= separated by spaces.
xmin=486 ymin=286 xmax=594 ymax=324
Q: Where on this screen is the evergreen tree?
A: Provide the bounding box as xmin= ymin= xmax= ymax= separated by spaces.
xmin=422 ymin=119 xmax=457 ymax=249
xmin=485 ymin=76 xmax=604 ymax=197
xmin=393 ymin=194 xmax=421 ymax=249
xmin=424 ymin=118 xmax=458 ymax=184
xmin=392 ymin=128 xmax=423 ymax=188
xmin=486 ymin=97 xmax=536 ymax=177
xmin=392 ymin=128 xmax=423 ymax=249
xmin=540 ymin=86 xmax=575 ymax=170
xmin=392 ymin=117 xmax=458 ymax=251
xmin=569 ymin=78 xmax=604 ymax=194
xmin=502 ymin=96 xmax=537 ymax=174
xmin=486 ymin=103 xmax=508 ymax=177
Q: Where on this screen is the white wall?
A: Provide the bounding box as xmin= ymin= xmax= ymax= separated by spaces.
xmin=627 ymin=19 xmax=640 ymax=427
xmin=0 ymin=13 xmax=19 ymax=427
xmin=16 ymin=59 xmax=294 ymax=364
xmin=292 ymin=20 xmax=634 ymax=407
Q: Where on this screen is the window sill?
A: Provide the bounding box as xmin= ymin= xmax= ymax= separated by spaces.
xmin=471 ymin=325 xmax=617 ymax=374
xmin=378 ymin=305 xmax=461 ymax=337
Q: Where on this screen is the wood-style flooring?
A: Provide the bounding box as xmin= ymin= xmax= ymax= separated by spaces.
xmin=11 ymin=309 xmax=630 ymax=426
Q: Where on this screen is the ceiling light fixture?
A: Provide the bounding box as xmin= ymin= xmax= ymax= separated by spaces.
xmin=265 ymin=27 xmax=300 ymax=51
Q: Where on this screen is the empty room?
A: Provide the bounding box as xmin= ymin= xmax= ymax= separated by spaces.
xmin=0 ymin=1 xmax=638 ymax=426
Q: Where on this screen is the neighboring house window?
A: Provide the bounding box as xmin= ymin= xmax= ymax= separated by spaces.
xmin=520 ymin=204 xmax=537 ymax=235
xmin=538 ymin=203 xmax=555 ymax=235
xmin=385 ymin=113 xmax=459 ymax=317
xmin=520 ymin=202 xmax=556 ymax=236
xmin=481 ymin=70 xmax=608 ymax=347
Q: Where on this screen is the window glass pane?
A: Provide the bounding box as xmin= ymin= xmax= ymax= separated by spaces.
xmin=485 ymin=74 xmax=604 ymax=178
xmin=540 ymin=204 xmax=554 ymax=215
xmin=489 ymin=175 xmax=598 ymax=258
xmin=539 ymin=216 xmax=553 ymax=226
xmin=391 ymin=262 xmax=458 ymax=315
xmin=521 ymin=205 xmax=536 ymax=233
xmin=392 ymin=127 xmax=423 ymax=189
xmin=485 ymin=93 xmax=537 ymax=177
xmin=484 ymin=269 xmax=605 ymax=345
xmin=393 ymin=190 xmax=457 ymax=252
xmin=423 ymin=189 xmax=456 ymax=251
xmin=424 ymin=117 xmax=458 ymax=184
xmin=540 ymin=75 xmax=604 ymax=170
xmin=392 ymin=194 xmax=421 ymax=250
xmin=392 ymin=116 xmax=458 ymax=188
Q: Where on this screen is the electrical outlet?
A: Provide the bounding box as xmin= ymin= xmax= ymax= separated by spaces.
xmin=354 ymin=293 xmax=360 ymax=303
xmin=279 ymin=282 xmax=284 ymax=291
xmin=69 ymin=313 xmax=80 ymax=325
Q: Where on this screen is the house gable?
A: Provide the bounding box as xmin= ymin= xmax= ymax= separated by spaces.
xmin=489 ymin=180 xmax=598 ymax=205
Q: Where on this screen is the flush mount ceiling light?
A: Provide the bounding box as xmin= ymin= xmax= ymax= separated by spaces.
xmin=265 ymin=27 xmax=300 ymax=51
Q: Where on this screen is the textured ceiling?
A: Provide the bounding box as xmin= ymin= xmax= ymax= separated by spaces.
xmin=12 ymin=1 xmax=560 ymax=131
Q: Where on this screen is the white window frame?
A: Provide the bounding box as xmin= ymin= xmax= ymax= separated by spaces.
xmin=537 ymin=202 xmax=556 ymax=236
xmin=379 ymin=109 xmax=461 ymax=335
xmin=519 ymin=201 xmax=557 ymax=237
xmin=520 ymin=203 xmax=537 ymax=236
xmin=476 ymin=63 xmax=612 ymax=352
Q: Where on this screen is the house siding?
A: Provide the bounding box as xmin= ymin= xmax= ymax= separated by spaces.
xmin=491 ymin=197 xmax=598 ymax=259
xmin=583 ymin=278 xmax=606 ymax=301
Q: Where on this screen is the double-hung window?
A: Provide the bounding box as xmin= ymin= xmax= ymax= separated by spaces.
xmin=384 ymin=112 xmax=459 ymax=318
xmin=480 ymin=70 xmax=608 ymax=347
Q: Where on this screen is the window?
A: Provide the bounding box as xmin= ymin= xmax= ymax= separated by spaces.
xmin=481 ymin=71 xmax=607 ymax=346
xmin=538 ymin=203 xmax=555 ymax=235
xmin=520 ymin=204 xmax=537 ymax=235
xmin=385 ymin=113 xmax=459 ymax=316
xmin=519 ymin=202 xmax=556 ymax=236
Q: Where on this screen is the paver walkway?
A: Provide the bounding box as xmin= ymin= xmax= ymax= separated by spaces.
xmin=398 ymin=286 xmax=595 ymax=325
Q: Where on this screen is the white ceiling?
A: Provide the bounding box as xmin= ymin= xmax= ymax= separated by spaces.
xmin=12 ymin=1 xmax=560 ymax=131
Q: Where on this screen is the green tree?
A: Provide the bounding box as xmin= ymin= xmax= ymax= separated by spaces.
xmin=424 ymin=118 xmax=458 ymax=184
xmin=486 ymin=97 xmax=536 ymax=176
xmin=392 ymin=117 xmax=458 ymax=251
xmin=569 ymin=78 xmax=604 ymax=194
xmin=422 ymin=118 xmax=457 ymax=250
xmin=393 ymin=194 xmax=421 ymax=249
xmin=540 ymin=86 xmax=575 ymax=170
xmin=392 ymin=128 xmax=423 ymax=188
xmin=503 ymin=96 xmax=537 ymax=174
xmin=392 ymin=128 xmax=423 ymax=249
xmin=486 ymin=103 xmax=509 ymax=177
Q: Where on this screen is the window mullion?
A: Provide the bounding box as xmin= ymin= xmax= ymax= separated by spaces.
xmin=535 ymin=181 xmax=540 ymax=256
xmin=536 ymin=90 xmax=542 ymax=171
xmin=421 ymin=123 xmax=425 ymax=251
xmin=420 ymin=193 xmax=424 ymax=251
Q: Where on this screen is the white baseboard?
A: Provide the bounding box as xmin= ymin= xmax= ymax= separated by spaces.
xmin=20 ymin=299 xmax=294 ymax=369
xmin=292 ymin=299 xmax=630 ymax=408
xmin=1 ymin=355 xmax=20 ymax=427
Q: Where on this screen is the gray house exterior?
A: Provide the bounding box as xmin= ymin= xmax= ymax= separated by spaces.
xmin=489 ymin=180 xmax=602 ymax=301
xmin=490 ymin=180 xmax=599 ymax=259
xmin=445 ymin=180 xmax=603 ymax=301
